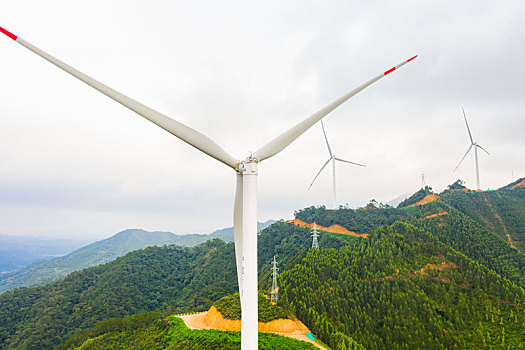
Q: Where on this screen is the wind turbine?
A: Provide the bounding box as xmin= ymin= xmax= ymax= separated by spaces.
xmin=0 ymin=26 xmax=416 ymax=349
xmin=453 ymin=108 xmax=489 ymax=190
xmin=308 ymin=120 xmax=365 ymax=209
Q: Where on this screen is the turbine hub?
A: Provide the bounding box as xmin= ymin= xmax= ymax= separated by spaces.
xmin=236 ymin=156 xmax=258 ymax=175
xmin=240 ymin=160 xmax=258 ymax=176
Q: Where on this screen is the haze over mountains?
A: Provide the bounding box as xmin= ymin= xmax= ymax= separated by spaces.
xmin=0 ymin=220 xmax=275 ymax=293
xmin=0 ymin=236 xmax=89 ymax=275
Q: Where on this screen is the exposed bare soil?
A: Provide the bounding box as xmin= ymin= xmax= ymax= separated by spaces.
xmin=422 ymin=211 xmax=448 ymax=220
xmin=408 ymin=194 xmax=440 ymax=207
xmin=512 ymin=178 xmax=525 ymax=189
xmin=291 ymin=219 xmax=368 ymax=238
xmin=179 ymin=307 xmax=326 ymax=349
xmin=482 ymin=194 xmax=517 ymax=249
xmin=366 ymin=261 xmax=457 ymax=284
xmin=416 ymin=261 xmax=457 ymax=275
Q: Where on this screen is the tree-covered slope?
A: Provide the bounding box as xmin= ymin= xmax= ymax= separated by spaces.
xmin=294 ymin=190 xmax=525 ymax=288
xmin=440 ymin=187 xmax=525 ymax=251
xmin=258 ymin=220 xmax=350 ymax=273
xmin=0 ymin=239 xmax=238 ymax=350
xmin=280 ymin=222 xmax=525 ymax=349
xmin=499 ymin=177 xmax=525 ymax=190
xmin=414 ymin=200 xmax=525 ymax=287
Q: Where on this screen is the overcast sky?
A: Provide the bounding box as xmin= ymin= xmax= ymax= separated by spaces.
xmin=1 ymin=0 xmax=524 ymax=240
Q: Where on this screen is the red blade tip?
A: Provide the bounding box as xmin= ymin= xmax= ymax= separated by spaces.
xmin=0 ymin=26 xmax=17 ymax=40
xmin=384 ymin=67 xmax=396 ymax=75
xmin=407 ymin=55 xmax=418 ymax=62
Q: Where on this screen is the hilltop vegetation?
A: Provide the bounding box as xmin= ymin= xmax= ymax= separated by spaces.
xmin=499 ymin=177 xmax=525 ymax=190
xmin=295 ymin=205 xmax=409 ymax=234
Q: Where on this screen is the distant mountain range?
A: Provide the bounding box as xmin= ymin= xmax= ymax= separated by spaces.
xmin=385 ymin=192 xmax=411 ymax=207
xmin=0 ymin=220 xmax=275 ymax=293
xmin=0 ymin=235 xmax=89 ymax=275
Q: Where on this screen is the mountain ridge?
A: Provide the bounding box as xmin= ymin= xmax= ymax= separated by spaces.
xmin=0 ymin=220 xmax=275 ymax=293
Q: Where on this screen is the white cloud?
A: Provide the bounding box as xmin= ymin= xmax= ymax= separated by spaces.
xmin=1 ymin=0 xmax=524 ymax=239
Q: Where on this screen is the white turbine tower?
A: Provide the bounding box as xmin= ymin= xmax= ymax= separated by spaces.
xmin=308 ymin=120 xmax=365 ymax=209
xmin=1 ymin=26 xmax=417 ymax=350
xmin=454 ymin=108 xmax=490 ymax=190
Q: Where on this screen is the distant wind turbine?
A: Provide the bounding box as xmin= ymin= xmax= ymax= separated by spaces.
xmin=1 ymin=25 xmax=417 ymax=350
xmin=308 ymin=120 xmax=365 ymax=209
xmin=454 ymin=108 xmax=489 ymax=190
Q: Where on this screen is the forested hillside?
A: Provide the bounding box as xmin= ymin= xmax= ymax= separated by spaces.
xmin=280 ymin=222 xmax=525 ymax=349
xmin=440 ymin=187 xmax=525 ymax=251
xmin=294 ymin=185 xmax=525 ymax=288
xmin=0 ymin=240 xmax=238 ymax=349
xmin=258 ymin=221 xmax=349 ymax=273
xmin=414 ymin=200 xmax=525 ymax=287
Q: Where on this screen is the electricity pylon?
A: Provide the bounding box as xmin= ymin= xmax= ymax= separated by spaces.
xmin=270 ymin=256 xmax=279 ymax=303
xmin=311 ymin=224 xmax=320 ymax=250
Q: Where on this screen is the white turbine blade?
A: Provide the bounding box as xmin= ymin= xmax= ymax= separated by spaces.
xmin=233 ymin=174 xmax=243 ymax=294
xmin=321 ymin=120 xmax=333 ymax=157
xmin=334 ymin=157 xmax=366 ymax=167
xmin=454 ymin=144 xmax=473 ymax=171
xmin=462 ymin=107 xmax=474 ymax=145
xmin=253 ymin=55 xmax=418 ymax=162
xmin=308 ymin=158 xmax=332 ymax=190
xmin=476 ymin=144 xmax=490 ymax=156
xmin=1 ymin=27 xmax=238 ymax=169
